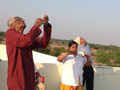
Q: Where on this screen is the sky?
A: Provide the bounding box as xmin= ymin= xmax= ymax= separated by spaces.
xmin=0 ymin=0 xmax=120 ymax=46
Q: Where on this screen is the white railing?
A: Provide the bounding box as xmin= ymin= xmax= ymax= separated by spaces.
xmin=0 ymin=61 xmax=120 ymax=90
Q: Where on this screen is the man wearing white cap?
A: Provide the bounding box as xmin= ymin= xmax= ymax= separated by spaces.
xmin=74 ymin=37 xmax=94 ymax=90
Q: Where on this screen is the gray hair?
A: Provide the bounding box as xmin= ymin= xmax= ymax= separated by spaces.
xmin=7 ymin=16 xmax=18 ymax=28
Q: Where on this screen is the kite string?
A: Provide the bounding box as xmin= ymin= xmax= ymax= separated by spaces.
xmin=48 ymin=0 xmax=72 ymax=15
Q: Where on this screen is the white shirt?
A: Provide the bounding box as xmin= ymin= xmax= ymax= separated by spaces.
xmin=61 ymin=54 xmax=86 ymax=86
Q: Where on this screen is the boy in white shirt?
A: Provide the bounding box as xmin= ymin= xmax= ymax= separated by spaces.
xmin=57 ymin=41 xmax=90 ymax=90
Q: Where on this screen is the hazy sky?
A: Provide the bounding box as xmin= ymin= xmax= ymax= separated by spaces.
xmin=0 ymin=0 xmax=120 ymax=46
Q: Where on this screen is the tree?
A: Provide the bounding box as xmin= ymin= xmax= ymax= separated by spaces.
xmin=95 ymin=49 xmax=110 ymax=64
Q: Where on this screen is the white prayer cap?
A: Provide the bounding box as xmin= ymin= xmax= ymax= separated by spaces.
xmin=74 ymin=37 xmax=81 ymax=45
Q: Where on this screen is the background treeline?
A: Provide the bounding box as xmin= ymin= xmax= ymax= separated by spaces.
xmin=0 ymin=31 xmax=5 ymax=39
xmin=0 ymin=31 xmax=6 ymax=44
xmin=0 ymin=31 xmax=120 ymax=66
xmin=89 ymin=43 xmax=120 ymax=66
xmin=95 ymin=49 xmax=120 ymax=67
xmin=34 ymin=39 xmax=69 ymax=57
xmin=89 ymin=43 xmax=120 ymax=50
xmin=34 ymin=39 xmax=120 ymax=67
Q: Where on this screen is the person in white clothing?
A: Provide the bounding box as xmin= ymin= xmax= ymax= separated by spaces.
xmin=57 ymin=41 xmax=91 ymax=90
xmin=74 ymin=37 xmax=94 ymax=90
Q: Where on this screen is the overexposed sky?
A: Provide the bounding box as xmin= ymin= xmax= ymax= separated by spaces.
xmin=0 ymin=0 xmax=120 ymax=46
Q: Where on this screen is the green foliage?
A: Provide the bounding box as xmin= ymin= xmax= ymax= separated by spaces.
xmin=33 ymin=38 xmax=120 ymax=67
xmin=0 ymin=31 xmax=6 ymax=39
xmin=34 ymin=44 xmax=67 ymax=57
xmin=95 ymin=49 xmax=120 ymax=66
xmin=95 ymin=49 xmax=110 ymax=64
xmin=61 ymin=41 xmax=65 ymax=44
xmin=88 ymin=43 xmax=120 ymax=50
xmin=34 ymin=45 xmax=51 ymax=54
xmin=0 ymin=31 xmax=5 ymax=36
xmin=51 ymin=38 xmax=73 ymax=46
xmin=50 ymin=47 xmax=67 ymax=57
xmin=112 ymin=50 xmax=120 ymax=64
xmin=49 ymin=39 xmax=53 ymax=44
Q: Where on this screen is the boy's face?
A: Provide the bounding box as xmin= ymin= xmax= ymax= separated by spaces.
xmin=69 ymin=44 xmax=77 ymax=54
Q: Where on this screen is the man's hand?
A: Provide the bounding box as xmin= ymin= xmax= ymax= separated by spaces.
xmin=43 ymin=15 xmax=49 ymax=26
xmin=84 ymin=54 xmax=91 ymax=66
xmin=85 ymin=54 xmax=90 ymax=61
xmin=35 ymin=18 xmax=43 ymax=27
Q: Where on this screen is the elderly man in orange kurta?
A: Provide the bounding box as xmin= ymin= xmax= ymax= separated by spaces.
xmin=6 ymin=15 xmax=52 ymax=90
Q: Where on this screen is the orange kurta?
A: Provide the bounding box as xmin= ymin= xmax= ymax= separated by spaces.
xmin=6 ymin=24 xmax=52 ymax=90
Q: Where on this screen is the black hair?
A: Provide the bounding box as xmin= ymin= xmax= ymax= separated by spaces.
xmin=69 ymin=41 xmax=78 ymax=48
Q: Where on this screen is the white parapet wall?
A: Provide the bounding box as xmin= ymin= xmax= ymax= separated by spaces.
xmin=0 ymin=44 xmax=8 ymax=60
xmin=93 ymin=66 xmax=120 ymax=90
xmin=0 ymin=61 xmax=120 ymax=90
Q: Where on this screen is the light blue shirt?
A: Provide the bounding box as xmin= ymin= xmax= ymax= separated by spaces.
xmin=85 ymin=45 xmax=93 ymax=64
xmin=77 ymin=45 xmax=93 ymax=64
